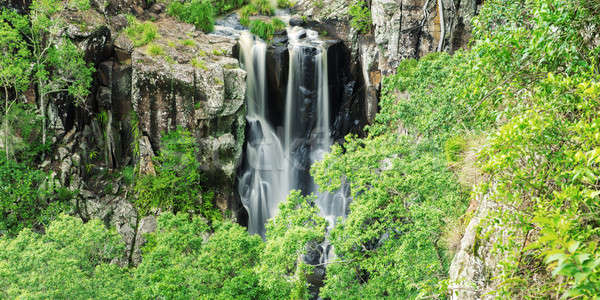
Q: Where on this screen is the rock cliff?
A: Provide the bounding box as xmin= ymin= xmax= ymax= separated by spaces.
xmin=294 ymin=0 xmax=480 ymax=121
xmin=41 ymin=7 xmax=247 ymax=264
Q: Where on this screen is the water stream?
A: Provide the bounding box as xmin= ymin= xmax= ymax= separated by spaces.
xmin=237 ymin=26 xmax=350 ymax=257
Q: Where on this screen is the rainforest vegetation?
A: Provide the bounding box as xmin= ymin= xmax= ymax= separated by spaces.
xmin=0 ymin=0 xmax=599 ymax=299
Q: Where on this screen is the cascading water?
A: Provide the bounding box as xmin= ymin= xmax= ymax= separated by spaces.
xmin=238 ymin=27 xmax=350 ymax=247
xmin=238 ymin=32 xmax=289 ymax=236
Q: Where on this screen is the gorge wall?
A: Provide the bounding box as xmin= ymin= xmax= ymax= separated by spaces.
xmin=38 ymin=6 xmax=249 ymax=263
xmin=13 ymin=0 xmax=482 ymax=267
xmin=294 ymin=0 xmax=480 ymax=122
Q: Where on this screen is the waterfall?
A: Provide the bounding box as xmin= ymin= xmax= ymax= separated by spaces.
xmin=239 ymin=28 xmax=350 ymax=241
xmin=238 ymin=32 xmax=289 ymax=236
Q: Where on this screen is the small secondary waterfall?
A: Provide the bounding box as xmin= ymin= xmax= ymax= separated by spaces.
xmin=238 ymin=28 xmax=350 ymax=243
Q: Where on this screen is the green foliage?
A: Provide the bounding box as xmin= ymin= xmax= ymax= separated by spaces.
xmin=134 ymin=128 xmax=220 ymax=222
xmin=348 ymin=0 xmax=371 ymax=34
xmin=0 ymin=213 xmax=266 ymax=299
xmin=367 ymin=0 xmax=600 ymax=297
xmin=239 ymin=4 xmax=258 ymax=26
xmin=181 ymin=38 xmax=196 ymax=47
xmin=125 ymin=16 xmax=159 ymax=47
xmin=0 ymin=13 xmax=31 ymax=94
xmin=271 ymin=17 xmax=286 ymax=31
xmin=258 ymin=191 xmax=327 ymax=299
xmin=0 ymin=156 xmax=73 ymax=236
xmin=68 ymin=0 xmax=91 ymax=10
xmin=191 ymin=57 xmax=208 ymax=70
xmin=146 ymin=43 xmax=164 ymax=56
xmin=249 ymin=18 xmax=285 ymax=40
xmin=132 ymin=213 xmax=265 ymax=299
xmin=444 ymin=135 xmax=466 ymax=163
xmin=0 ymin=215 xmax=128 ymax=299
xmin=313 ymin=133 xmax=466 ymax=298
xmin=45 ymin=39 xmax=95 ymax=106
xmin=5 ymin=103 xmax=50 ymax=164
xmin=277 ymin=0 xmax=292 ymax=9
xmin=211 ymin=0 xmax=248 ymax=14
xmin=167 ymin=0 xmax=215 ymax=33
xmin=251 ymin=0 xmax=274 ymax=15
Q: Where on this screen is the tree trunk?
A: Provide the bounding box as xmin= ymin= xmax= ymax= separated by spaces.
xmin=38 ymin=81 xmax=46 ymax=145
xmin=4 ymin=86 xmax=9 ymax=161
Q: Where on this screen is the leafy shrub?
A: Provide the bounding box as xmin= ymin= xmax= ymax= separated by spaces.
xmin=181 ymin=38 xmax=196 ymax=47
xmin=258 ymin=191 xmax=327 ymax=299
xmin=276 ymin=0 xmax=291 ymax=8
xmin=211 ymin=0 xmax=248 ymax=14
xmin=251 ymin=0 xmax=274 ymax=15
xmin=191 ymin=57 xmax=208 ymax=70
xmin=0 ymin=158 xmax=71 ymax=235
xmin=271 ymin=17 xmax=286 ymax=31
xmin=313 ymin=134 xmax=466 ymax=298
xmin=0 ymin=215 xmax=127 ymax=298
xmin=134 ymin=128 xmax=220 ymax=222
xmin=348 ymin=0 xmax=371 ymax=34
xmin=167 ymin=0 xmax=215 ymax=33
xmin=249 ymin=19 xmax=275 ymax=40
xmin=125 ymin=16 xmax=159 ymax=47
xmin=4 ymin=103 xmax=50 ymax=164
xmin=239 ymin=4 xmax=258 ymax=26
xmin=67 ymin=0 xmax=90 ymax=10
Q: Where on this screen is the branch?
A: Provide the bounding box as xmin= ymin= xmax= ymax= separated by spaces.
xmin=310 ymin=258 xmax=356 ymax=267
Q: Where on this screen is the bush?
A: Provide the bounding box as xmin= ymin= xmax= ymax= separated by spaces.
xmin=348 ymin=0 xmax=371 ymax=34
xmin=249 ymin=19 xmax=275 ymax=40
xmin=276 ymin=0 xmax=291 ymax=9
xmin=211 ymin=0 xmax=248 ymax=14
xmin=167 ymin=0 xmax=215 ymax=33
xmin=125 ymin=16 xmax=159 ymax=47
xmin=4 ymin=102 xmax=50 ymax=164
xmin=251 ymin=0 xmax=274 ymax=15
xmin=239 ymin=4 xmax=258 ymax=26
xmin=67 ymin=0 xmax=90 ymax=10
xmin=0 ymin=215 xmax=127 ymax=298
xmin=0 ymin=157 xmax=73 ymax=236
xmin=271 ymin=17 xmax=286 ymax=31
xmin=134 ymin=128 xmax=220 ymax=222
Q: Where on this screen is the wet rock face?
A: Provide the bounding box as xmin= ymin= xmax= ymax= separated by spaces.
xmin=258 ymin=35 xmax=367 ymax=139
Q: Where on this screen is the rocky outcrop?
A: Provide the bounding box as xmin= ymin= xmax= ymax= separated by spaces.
xmin=447 ymin=184 xmax=528 ymax=299
xmin=294 ymin=0 xmax=481 ymax=122
xmin=38 ymin=8 xmax=249 ymax=264
xmin=123 ymin=18 xmax=247 ymax=213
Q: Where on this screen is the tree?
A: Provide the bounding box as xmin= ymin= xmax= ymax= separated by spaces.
xmin=133 ymin=213 xmax=264 ymax=299
xmin=8 ymin=0 xmax=94 ymax=145
xmin=134 ymin=128 xmax=219 ymax=221
xmin=258 ymin=191 xmax=327 ymax=299
xmin=0 ymin=214 xmax=128 ymax=299
xmin=0 ymin=12 xmax=31 ymax=160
